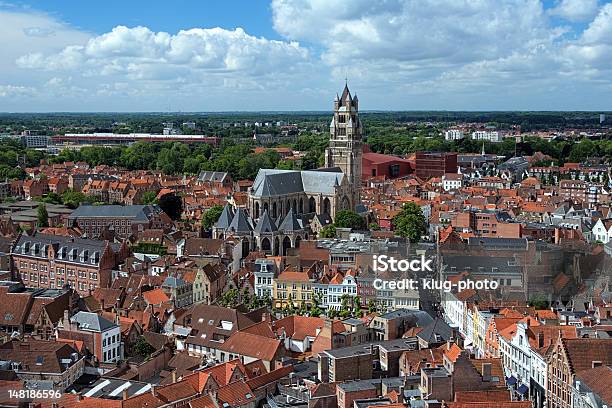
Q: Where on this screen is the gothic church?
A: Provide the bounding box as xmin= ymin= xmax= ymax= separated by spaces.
xmin=213 ymin=84 xmax=363 ymax=256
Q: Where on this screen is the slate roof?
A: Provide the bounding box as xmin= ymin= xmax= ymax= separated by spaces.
xmin=417 ymin=317 xmax=454 ymax=344
xmin=69 ymin=204 xmax=160 ymax=221
xmin=214 ymin=204 xmax=234 ymax=229
xmin=254 ymin=210 xmax=277 ymax=234
xmin=71 ymin=311 xmax=117 ymax=332
xmin=251 ymin=168 xmax=344 ymax=197
xmin=278 ymin=208 xmax=302 ymax=232
xmin=13 ymin=233 xmax=120 ymax=267
xmin=228 ymin=208 xmax=253 ymax=233
xmin=197 ymin=171 xmax=228 ymax=183
xmin=467 ymin=237 xmax=528 ymax=250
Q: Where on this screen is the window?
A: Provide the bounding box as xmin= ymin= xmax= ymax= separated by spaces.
xmin=389 ymin=164 xmax=400 ymax=178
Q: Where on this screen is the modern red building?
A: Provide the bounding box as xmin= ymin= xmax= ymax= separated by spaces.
xmin=415 ymin=152 xmax=458 ymax=180
xmin=361 ymin=146 xmax=413 ymax=180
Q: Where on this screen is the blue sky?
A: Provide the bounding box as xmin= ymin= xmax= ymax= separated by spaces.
xmin=0 ymin=0 xmax=611 ymax=111
xmin=21 ymin=0 xmax=282 ymax=39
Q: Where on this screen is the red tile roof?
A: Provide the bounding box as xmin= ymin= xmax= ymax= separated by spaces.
xmin=143 ymin=288 xmax=170 ymax=305
xmin=218 ymin=332 xmax=282 ymax=362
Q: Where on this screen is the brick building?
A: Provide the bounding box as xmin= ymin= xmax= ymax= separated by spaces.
xmin=362 ymin=149 xmax=413 ymax=180
xmin=11 ymin=233 xmax=129 ymax=295
xmin=546 ymin=337 xmax=612 ymax=408
xmin=415 ymin=152 xmax=458 ymax=180
xmin=67 ymin=204 xmax=172 ymax=239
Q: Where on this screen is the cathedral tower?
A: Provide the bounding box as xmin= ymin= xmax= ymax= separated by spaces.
xmin=325 ymin=83 xmax=362 ymax=205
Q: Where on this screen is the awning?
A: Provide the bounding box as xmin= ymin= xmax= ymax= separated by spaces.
xmin=507 ymin=376 xmax=517 ymax=386
xmin=517 ymin=384 xmax=529 ymax=395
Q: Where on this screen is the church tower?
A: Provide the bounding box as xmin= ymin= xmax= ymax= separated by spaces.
xmin=325 ymin=83 xmax=362 ymax=205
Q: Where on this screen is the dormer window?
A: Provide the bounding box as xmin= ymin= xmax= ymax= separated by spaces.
xmin=82 ymin=250 xmax=89 ymax=263
xmin=23 ymin=242 xmax=31 ymax=254
xmin=93 ymin=252 xmax=100 ymax=264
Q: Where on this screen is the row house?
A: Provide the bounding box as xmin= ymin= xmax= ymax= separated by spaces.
xmin=47 ymin=176 xmax=69 ymax=194
xmin=0 ymin=281 xmax=78 ymax=340
xmin=590 ymin=218 xmax=612 ymax=243
xmin=108 ymin=181 xmax=130 ymax=203
xmin=313 ymin=268 xmax=358 ymax=310
xmin=11 ymin=233 xmax=129 ymax=296
xmin=273 ymin=265 xmax=316 ymax=309
xmin=559 ymin=180 xmax=587 ymax=202
xmin=182 ymin=305 xmax=255 ymax=358
xmin=22 ymin=178 xmax=49 ymax=200
xmin=546 ymin=337 xmax=612 ymax=408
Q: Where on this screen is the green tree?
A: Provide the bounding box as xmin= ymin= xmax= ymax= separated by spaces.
xmin=354 ymin=296 xmax=362 ymax=317
xmin=276 ymin=160 xmax=294 ymax=170
xmin=40 ymin=192 xmax=63 ymax=205
xmin=319 ymin=225 xmax=336 ymax=238
xmin=310 ymin=292 xmax=323 ymax=317
xmin=392 ymin=202 xmax=427 ymax=243
xmin=61 ymin=190 xmax=93 ymax=209
xmin=133 ymin=337 xmax=156 ymax=358
xmin=37 ymin=203 xmax=49 ymax=228
xmin=529 ymin=293 xmax=549 ymax=310
xmin=201 ymin=205 xmax=224 ymax=230
xmin=334 ymin=210 xmax=366 ymax=230
xmin=367 ymin=299 xmax=377 ymax=314
xmin=368 ymin=222 xmax=381 ymax=231
xmin=141 ymin=191 xmax=158 ymax=205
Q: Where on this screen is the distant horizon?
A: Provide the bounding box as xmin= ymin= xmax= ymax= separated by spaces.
xmin=0 ymin=110 xmax=611 ymax=115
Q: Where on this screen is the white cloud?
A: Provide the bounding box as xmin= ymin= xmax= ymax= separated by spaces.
xmin=0 ymin=84 xmax=35 ymax=97
xmin=17 ymin=25 xmax=310 ymax=81
xmin=549 ymin=0 xmax=600 ymax=22
xmin=273 ymin=0 xmax=552 ymax=65
xmin=2 ymin=1 xmax=612 ymax=110
xmin=563 ymin=3 xmax=612 ymax=71
xmin=271 ymin=0 xmax=612 ymax=109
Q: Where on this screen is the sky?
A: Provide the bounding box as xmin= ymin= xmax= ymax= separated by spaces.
xmin=0 ymin=0 xmax=611 ymax=112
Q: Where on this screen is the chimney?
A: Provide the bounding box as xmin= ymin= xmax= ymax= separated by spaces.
xmin=482 ymin=363 xmax=492 ymax=382
xmin=538 ymin=331 xmax=545 ymax=348
xmin=172 ymin=370 xmax=177 ymax=384
xmin=122 ymin=388 xmax=129 ymax=400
